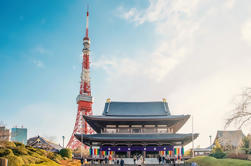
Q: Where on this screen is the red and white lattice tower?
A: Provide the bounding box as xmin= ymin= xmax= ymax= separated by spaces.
xmin=67 ymin=9 xmax=93 ymax=150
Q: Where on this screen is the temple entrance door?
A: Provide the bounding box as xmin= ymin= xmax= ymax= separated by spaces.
xmin=131 ymin=150 xmax=143 ymax=158
xmin=146 ymin=151 xmax=159 ymax=158
xmin=116 ymin=151 xmax=127 ymax=158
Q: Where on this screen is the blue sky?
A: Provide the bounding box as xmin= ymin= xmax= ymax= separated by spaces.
xmin=1 ymin=0 xmax=251 ymax=148
xmin=0 ymin=0 xmax=154 ymax=143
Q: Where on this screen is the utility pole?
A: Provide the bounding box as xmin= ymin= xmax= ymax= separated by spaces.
xmin=192 ymin=116 xmax=194 ymax=157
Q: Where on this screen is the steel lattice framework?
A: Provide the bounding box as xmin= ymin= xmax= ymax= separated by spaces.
xmin=67 ymin=10 xmax=93 ymax=150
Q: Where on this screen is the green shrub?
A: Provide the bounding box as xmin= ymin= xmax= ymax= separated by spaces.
xmin=21 ymin=155 xmax=36 ymax=165
xmin=0 ymin=141 xmax=16 ymax=148
xmin=35 ymin=148 xmax=47 ymax=156
xmin=59 ymin=148 xmax=72 ymax=159
xmin=11 ymin=146 xmax=28 ymax=155
xmin=13 ymin=142 xmax=25 ymax=147
xmin=0 ymin=141 xmax=61 ymax=166
xmin=47 ymin=152 xmax=63 ymax=163
xmin=0 ymin=148 xmax=14 ymax=157
xmin=209 ymin=138 xmax=226 ymax=159
xmin=209 ymin=151 xmax=226 ymax=159
xmin=7 ymin=156 xmax=24 ymax=166
xmin=26 ymin=145 xmax=37 ymax=152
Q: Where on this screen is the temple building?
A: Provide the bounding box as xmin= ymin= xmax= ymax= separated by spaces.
xmin=214 ymin=130 xmax=244 ymax=151
xmin=76 ymin=99 xmax=199 ymax=158
xmin=27 ymin=136 xmax=62 ymax=152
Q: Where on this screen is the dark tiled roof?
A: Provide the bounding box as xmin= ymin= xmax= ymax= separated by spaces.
xmin=75 ymin=133 xmax=199 ymax=146
xmin=103 ymin=101 xmax=171 ymax=116
xmin=86 ymin=115 xmax=188 ymax=120
xmin=27 ymin=136 xmax=62 ymax=151
xmin=83 ymin=115 xmax=190 ymax=133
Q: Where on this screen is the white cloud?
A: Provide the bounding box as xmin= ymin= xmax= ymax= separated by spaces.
xmin=96 ymin=0 xmax=203 ymax=82
xmin=92 ymin=0 xmax=251 ymax=149
xmin=241 ymin=20 xmax=251 ymax=46
xmin=32 ymin=60 xmax=44 ymax=68
xmin=33 ymin=45 xmax=52 ymax=55
xmin=224 ymin=0 xmax=236 ymax=9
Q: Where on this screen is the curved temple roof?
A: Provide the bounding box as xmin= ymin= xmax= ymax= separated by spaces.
xmin=103 ymin=101 xmax=171 ymax=116
xmin=83 ymin=114 xmax=190 ymax=133
xmin=75 ymin=133 xmax=199 ymax=146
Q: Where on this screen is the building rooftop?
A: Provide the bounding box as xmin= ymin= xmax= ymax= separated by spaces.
xmin=214 ymin=130 xmax=244 ymax=150
xmin=27 ymin=136 xmax=62 ymax=152
xmin=103 ymin=101 xmax=171 ymax=116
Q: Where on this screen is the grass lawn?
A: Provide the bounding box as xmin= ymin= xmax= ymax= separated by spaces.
xmin=187 ymin=156 xmax=251 ymax=166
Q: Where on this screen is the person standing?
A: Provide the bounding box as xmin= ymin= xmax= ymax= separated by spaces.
xmin=139 ymin=155 xmax=144 ymax=166
xmin=162 ymin=156 xmax=165 ymax=164
xmin=105 ymin=157 xmax=108 ymax=164
xmin=120 ymin=158 xmax=125 ymax=166
xmin=80 ymin=157 xmax=84 ymax=166
xmin=117 ymin=158 xmax=120 ymax=165
xmin=158 ymin=155 xmax=162 ymax=164
xmin=133 ymin=155 xmax=136 ymax=165
xmin=108 ymin=154 xmax=112 ymax=164
xmin=165 ymin=155 xmax=170 ymax=165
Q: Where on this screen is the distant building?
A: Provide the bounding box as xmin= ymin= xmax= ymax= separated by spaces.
xmin=194 ymin=148 xmax=212 ymax=156
xmin=0 ymin=126 xmax=10 ymax=141
xmin=214 ymin=130 xmax=244 ymax=151
xmin=27 ymin=136 xmax=62 ymax=152
xmin=11 ymin=127 xmax=27 ymax=145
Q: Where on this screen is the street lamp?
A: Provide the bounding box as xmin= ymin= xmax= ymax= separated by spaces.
xmin=209 ymin=135 xmax=212 ymax=149
xmin=62 ymin=136 xmax=65 ymax=148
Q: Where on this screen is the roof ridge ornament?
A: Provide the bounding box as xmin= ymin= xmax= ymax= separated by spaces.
xmin=104 ymin=98 xmax=111 ymax=114
xmin=163 ymin=98 xmax=168 ymax=113
xmin=106 ymin=98 xmax=111 ymax=103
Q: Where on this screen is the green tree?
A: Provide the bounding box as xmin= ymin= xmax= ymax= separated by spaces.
xmin=241 ymin=136 xmax=250 ymax=154
xmin=59 ymin=148 xmax=72 ymax=159
xmin=184 ymin=149 xmax=192 ymax=157
xmin=212 ymin=139 xmax=223 ymax=153
xmin=210 ymin=139 xmax=226 ymax=159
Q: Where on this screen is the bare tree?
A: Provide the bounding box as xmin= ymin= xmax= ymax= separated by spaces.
xmin=225 ymin=88 xmax=251 ymax=129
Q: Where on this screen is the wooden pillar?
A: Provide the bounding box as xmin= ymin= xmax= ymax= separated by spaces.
xmin=143 ymin=144 xmax=146 ymax=158
xmin=127 ymin=151 xmax=131 ymax=158
xmin=127 ymin=144 xmax=131 ymax=158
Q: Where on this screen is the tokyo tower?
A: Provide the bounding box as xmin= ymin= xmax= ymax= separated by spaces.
xmin=67 ymin=9 xmax=93 ymax=149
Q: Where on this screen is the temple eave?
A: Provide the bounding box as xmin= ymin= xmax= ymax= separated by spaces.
xmin=75 ymin=133 xmax=199 ymax=146
xmin=83 ymin=115 xmax=190 ymax=133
